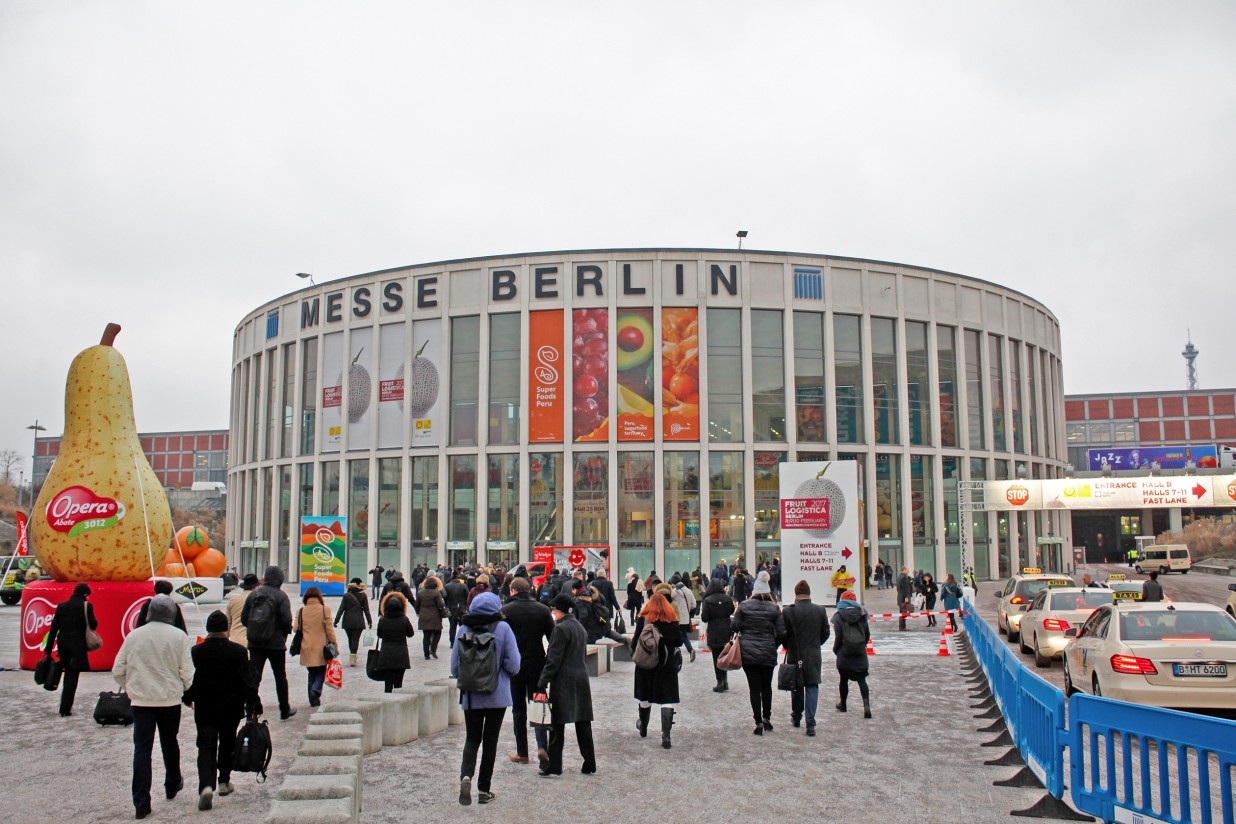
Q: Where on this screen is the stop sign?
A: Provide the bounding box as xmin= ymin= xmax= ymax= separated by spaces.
xmin=1227 ymin=480 xmax=1236 ymax=503
xmin=1006 ymin=485 xmax=1030 ymax=507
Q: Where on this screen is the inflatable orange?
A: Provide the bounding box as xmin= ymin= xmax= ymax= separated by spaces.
xmin=173 ymin=525 xmax=210 ymax=560
xmin=192 ymin=548 xmax=227 ymax=578
xmin=163 ymin=562 xmax=194 ymax=577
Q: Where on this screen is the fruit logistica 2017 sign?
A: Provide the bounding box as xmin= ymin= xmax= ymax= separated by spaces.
xmin=779 ymin=461 xmax=861 ymax=607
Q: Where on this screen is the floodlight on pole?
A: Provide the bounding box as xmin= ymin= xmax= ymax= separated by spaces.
xmin=736 ymin=230 xmax=748 ymax=250
xmin=27 ymin=420 xmax=46 ymax=511
xmin=296 ymin=272 xmax=316 ymax=286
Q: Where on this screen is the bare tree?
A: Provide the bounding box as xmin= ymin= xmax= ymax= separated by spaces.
xmin=0 ymin=449 xmax=20 ymax=484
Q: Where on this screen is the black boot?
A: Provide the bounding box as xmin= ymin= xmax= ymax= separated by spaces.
xmin=637 ymin=706 xmax=651 ymax=738
xmin=863 ymin=699 xmax=872 ymax=719
xmin=660 ymin=707 xmax=674 ymax=749
xmin=836 ymin=700 xmax=847 ymax=712
xmin=720 ymin=672 xmax=729 ymax=692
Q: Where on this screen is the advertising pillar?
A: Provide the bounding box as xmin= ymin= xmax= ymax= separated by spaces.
xmin=779 ymin=461 xmax=861 ymax=607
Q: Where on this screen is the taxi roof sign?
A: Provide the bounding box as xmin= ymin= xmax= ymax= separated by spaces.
xmin=1107 ymin=573 xmax=1127 ymax=581
xmin=1112 ymin=589 xmax=1142 ymax=600
xmin=1022 ymin=567 xmax=1043 ymax=574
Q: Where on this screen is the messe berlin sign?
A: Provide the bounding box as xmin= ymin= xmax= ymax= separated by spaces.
xmin=979 ymin=476 xmax=1236 ymax=511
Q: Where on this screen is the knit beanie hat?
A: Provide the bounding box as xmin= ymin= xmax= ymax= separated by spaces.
xmin=794 ymin=580 xmax=811 ymax=598
xmin=206 ymin=610 xmax=229 ymax=633
xmin=752 ymin=577 xmax=771 ymax=596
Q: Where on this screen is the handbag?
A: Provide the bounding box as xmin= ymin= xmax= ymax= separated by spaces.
xmin=321 ymin=610 xmax=337 ymax=660
xmin=365 ymin=637 xmax=384 ymax=682
xmin=777 ymin=651 xmax=803 ymax=691
xmin=615 ymin=610 xmax=627 ymax=635
xmin=325 ymin=658 xmax=344 ymax=690
xmin=42 ymin=657 xmax=63 ymax=691
xmin=716 ymin=632 xmax=743 ymax=671
xmin=93 ymin=690 xmax=134 ymax=726
xmin=530 ymin=690 xmax=551 ymax=730
xmin=84 ymin=602 xmax=103 ymax=653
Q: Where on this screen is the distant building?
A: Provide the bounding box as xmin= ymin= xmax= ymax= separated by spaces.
xmin=34 ymin=429 xmax=229 ymax=491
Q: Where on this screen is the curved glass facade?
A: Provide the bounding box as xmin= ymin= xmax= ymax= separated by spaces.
xmin=228 ymin=250 xmax=1070 ymax=581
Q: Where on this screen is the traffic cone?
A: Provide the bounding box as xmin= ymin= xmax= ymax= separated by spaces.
xmin=866 ymin=637 xmax=876 ymax=656
xmin=936 ymin=631 xmax=951 ymax=657
xmin=943 ymin=618 xmax=954 ymax=636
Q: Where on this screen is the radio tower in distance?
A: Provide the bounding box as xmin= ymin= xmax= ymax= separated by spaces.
xmin=1182 ymin=331 xmax=1199 ymax=390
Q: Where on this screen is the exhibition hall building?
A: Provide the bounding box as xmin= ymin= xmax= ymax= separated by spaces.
xmin=227 ymin=249 xmax=1070 ymax=582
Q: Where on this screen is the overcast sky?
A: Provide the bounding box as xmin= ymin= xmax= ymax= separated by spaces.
xmin=3 ymin=2 xmax=1234 ymax=468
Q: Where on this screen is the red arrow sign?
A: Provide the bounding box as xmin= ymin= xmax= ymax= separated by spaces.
xmin=1193 ymin=483 xmax=1207 ymax=500
xmin=841 ymin=547 xmax=852 ymax=559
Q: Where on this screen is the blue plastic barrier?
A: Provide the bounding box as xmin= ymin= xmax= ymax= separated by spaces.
xmin=1068 ymin=693 xmax=1236 ymax=824
xmin=1016 ymin=668 xmax=1068 ymax=798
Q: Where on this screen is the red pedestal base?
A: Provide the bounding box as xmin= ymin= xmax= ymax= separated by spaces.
xmin=20 ymin=580 xmax=154 ymax=671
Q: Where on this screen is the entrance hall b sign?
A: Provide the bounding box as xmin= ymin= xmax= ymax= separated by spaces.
xmin=779 ymin=461 xmax=860 ymax=607
xmin=978 ymin=475 xmax=1236 ymax=511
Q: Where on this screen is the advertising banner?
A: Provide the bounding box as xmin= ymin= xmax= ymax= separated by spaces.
xmin=779 ymin=461 xmax=861 ymax=607
xmin=534 ymin=545 xmax=610 ymax=575
xmin=572 ymin=308 xmax=610 ymax=442
xmin=321 ymin=331 xmax=344 ymax=452
xmin=529 ymin=310 xmax=565 ymax=443
xmin=661 ymin=307 xmax=699 ymax=441
xmin=300 ymin=516 xmax=347 ymax=596
xmin=345 ymin=327 xmax=374 ymax=448
xmin=615 ymin=308 xmax=656 ymax=442
xmin=15 ymin=511 xmax=28 ymax=556
xmin=410 ymin=319 xmax=442 ymax=446
xmin=20 ymin=580 xmax=156 ymax=671
xmin=377 ymin=323 xmax=406 ymax=449
xmin=979 ymin=476 xmax=1236 ymax=511
xmin=1086 ymin=445 xmax=1219 ymax=471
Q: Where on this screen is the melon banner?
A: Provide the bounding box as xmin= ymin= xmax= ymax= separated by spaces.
xmin=779 ymin=461 xmax=861 ymax=607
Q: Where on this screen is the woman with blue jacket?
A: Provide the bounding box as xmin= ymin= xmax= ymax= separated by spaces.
xmin=941 ymin=573 xmax=964 ymax=632
xmin=451 ymin=591 xmax=521 ymax=806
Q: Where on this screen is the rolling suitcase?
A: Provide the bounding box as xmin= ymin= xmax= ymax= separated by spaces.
xmin=93 ymin=690 xmax=134 ymax=726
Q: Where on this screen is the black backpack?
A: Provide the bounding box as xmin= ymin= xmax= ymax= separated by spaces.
xmin=232 ymin=713 xmax=273 ymax=782
xmin=840 ymin=617 xmax=867 ymax=656
xmin=245 ymin=590 xmax=278 ymax=646
xmin=456 ymin=625 xmax=500 ymax=694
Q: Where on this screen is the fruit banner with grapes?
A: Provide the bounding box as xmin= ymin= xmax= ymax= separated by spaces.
xmin=778 ymin=461 xmax=861 ymax=607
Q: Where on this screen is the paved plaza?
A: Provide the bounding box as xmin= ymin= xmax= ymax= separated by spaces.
xmin=0 ymin=585 xmax=1087 ymax=823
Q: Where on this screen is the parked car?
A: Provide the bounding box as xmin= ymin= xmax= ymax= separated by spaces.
xmin=1019 ymin=587 xmax=1113 ymax=667
xmin=1062 ymin=602 xmax=1236 ymax=712
xmin=995 ymin=569 xmax=1076 ymax=642
xmin=1226 ymin=583 xmax=1236 ymax=619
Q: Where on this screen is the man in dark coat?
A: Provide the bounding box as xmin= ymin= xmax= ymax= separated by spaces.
xmin=782 ymin=580 xmax=830 ymax=736
xmin=534 ymin=594 xmax=596 ymax=777
xmin=443 ymin=574 xmax=469 ymax=643
xmin=240 ymin=565 xmax=296 ymax=720
xmin=186 ymin=610 xmax=256 ymax=810
xmin=43 ymin=582 xmax=98 ymax=717
xmin=590 ymin=569 xmax=621 ymax=616
xmin=711 ymin=560 xmax=730 ymax=586
xmin=502 ymin=578 xmax=555 ymax=764
xmin=896 ymin=566 xmax=914 ymax=631
xmin=368 ymin=565 xmax=385 ymax=599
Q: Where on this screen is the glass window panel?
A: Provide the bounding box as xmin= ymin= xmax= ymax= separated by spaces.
xmin=1010 ymin=341 xmax=1024 ymax=453
xmin=266 ymin=348 xmax=278 ymax=460
xmin=488 ymin=314 xmax=521 ymax=445
xmin=281 ymin=342 xmax=295 ymax=459
xmin=965 ymin=330 xmax=985 ymax=450
xmin=989 ymin=335 xmax=1006 ymax=452
xmin=529 ymin=452 xmax=563 ymax=546
xmin=250 ymin=353 xmax=262 ymax=462
xmin=377 ymin=458 xmax=401 ymax=563
xmin=300 ymin=338 xmax=318 ymax=455
xmin=751 ymin=310 xmax=786 ymax=442
xmin=706 ymin=308 xmax=743 ymax=442
xmin=450 ymin=316 xmax=480 ymax=446
xmin=752 ymin=452 xmax=783 ymax=564
xmin=942 ymin=456 xmax=960 ymax=575
xmin=1089 ymin=422 xmax=1113 ymax=443
xmin=969 ymin=458 xmax=990 ymax=580
xmin=664 ymin=453 xmax=701 ymax=569
xmin=448 ymin=456 xmax=477 ymax=543
xmin=278 ymin=466 xmax=292 ymax=575
xmin=875 ymin=454 xmax=901 ymax=541
xmin=708 ymin=452 xmax=744 ymax=569
xmin=793 ymin=311 xmax=827 ymax=443
xmin=871 ymin=318 xmax=899 ymax=445
xmin=1027 ymin=345 xmax=1040 ymax=457
xmin=322 ymin=460 xmax=340 ymax=517
xmin=348 ymin=459 xmax=369 ymax=581
xmin=834 ymin=315 xmax=865 ymax=443
xmin=259 ymin=465 xmax=271 ymax=550
xmin=937 ymin=326 xmax=959 ymax=448
xmin=298 ymin=463 xmax=314 ymax=521
xmin=1114 ymin=422 xmax=1136 ymax=443
xmin=486 ymin=454 xmax=519 ymax=543
xmin=410 ymin=456 xmax=438 ymax=565
xmin=1066 ymin=423 xmax=1086 ymax=444
xmin=906 ymin=321 xmax=931 ymax=447
xmin=910 ymin=455 xmax=934 ymax=572
xmin=572 ymin=452 xmax=609 ymax=545
xmin=617 ymin=452 xmax=655 ymax=578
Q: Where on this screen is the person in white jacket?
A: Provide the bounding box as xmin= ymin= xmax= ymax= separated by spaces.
xmin=113 ymin=595 xmax=195 ymax=820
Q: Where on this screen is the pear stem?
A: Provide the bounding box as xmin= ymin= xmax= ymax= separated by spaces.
xmin=101 ymin=323 xmax=121 ymax=346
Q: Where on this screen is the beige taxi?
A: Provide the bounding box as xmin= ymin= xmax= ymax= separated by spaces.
xmin=995 ymin=569 xmax=1075 ymax=643
xmin=1018 ymin=587 xmax=1113 ymax=667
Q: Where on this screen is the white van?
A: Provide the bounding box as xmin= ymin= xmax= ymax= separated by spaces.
xmin=1134 ymin=544 xmax=1191 ymax=574
xmin=190 ymin=481 xmax=227 ymax=493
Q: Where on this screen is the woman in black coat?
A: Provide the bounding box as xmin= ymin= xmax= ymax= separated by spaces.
xmin=334 ymin=578 xmax=373 ymax=667
xmin=700 ymin=579 xmax=734 ymax=692
xmin=625 ymin=569 xmax=644 ymax=625
xmin=730 ymin=575 xmax=786 ymax=735
xmin=631 ymin=587 xmax=683 ymax=749
xmin=44 ymin=583 xmax=98 ymax=717
xmin=921 ymin=573 xmax=939 ymax=627
xmin=376 ymin=595 xmax=413 ymax=693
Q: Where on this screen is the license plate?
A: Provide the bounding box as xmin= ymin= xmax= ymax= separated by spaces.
xmin=1173 ymin=663 xmax=1227 ymax=677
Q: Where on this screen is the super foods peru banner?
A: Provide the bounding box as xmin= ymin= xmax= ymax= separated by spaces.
xmin=529 ymin=310 xmax=564 ymax=443
xmin=300 ymin=516 xmax=347 ymax=596
xmin=779 ymin=461 xmax=861 ymax=607
xmin=558 ymin=307 xmax=700 ymax=444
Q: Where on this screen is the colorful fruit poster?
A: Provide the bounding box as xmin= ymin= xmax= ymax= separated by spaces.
xmin=779 ymin=461 xmax=861 ymax=607
xmin=661 ymin=307 xmax=699 ymax=441
xmin=300 ymin=516 xmax=347 ymax=595
xmin=346 ymin=327 xmax=374 ymax=448
xmin=321 ymin=331 xmax=344 ymax=452
xmin=615 ymin=308 xmax=655 ymax=442
xmin=377 ymin=323 xmax=405 ymax=449
xmin=410 ymin=319 xmax=442 ymax=446
xmin=528 ymin=310 xmax=564 ymax=443
xmin=572 ymin=308 xmax=609 ymax=442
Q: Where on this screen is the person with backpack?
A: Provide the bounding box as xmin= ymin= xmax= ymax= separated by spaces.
xmin=731 ymin=571 xmax=786 ymax=736
xmin=376 ymin=593 xmax=414 ymax=693
xmin=293 ymin=586 xmax=338 ymax=708
xmin=534 ymin=593 xmax=596 ymax=774
xmin=631 ymin=586 xmax=683 ymax=749
xmin=700 ymin=578 xmax=734 ymax=693
xmin=414 ymin=575 xmax=448 ymax=659
xmin=240 ymin=565 xmax=296 ymax=720
xmin=185 ymin=610 xmax=256 ymax=811
xmin=831 ymin=590 xmax=872 ymax=718
xmin=781 ymin=580 xmax=830 ymax=737
xmin=334 ymin=578 xmax=373 ymax=667
xmin=941 ymin=573 xmax=964 ymax=632
xmin=669 ymin=575 xmax=698 ymax=662
xmin=503 ymin=577 xmax=555 ymax=765
xmin=452 ymin=591 xmax=520 ymax=805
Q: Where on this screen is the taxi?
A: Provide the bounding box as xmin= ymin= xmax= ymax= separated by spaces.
xmin=995 ymin=568 xmax=1075 ymax=643
xmin=1062 ymin=602 xmax=1236 ymax=711
xmin=1226 ymin=583 xmax=1235 ymax=619
xmin=1018 ymin=587 xmax=1113 ymax=667
xmin=1104 ymin=573 xmax=1146 ymax=604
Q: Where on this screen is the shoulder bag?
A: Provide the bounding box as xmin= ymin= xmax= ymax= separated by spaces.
xmin=777 ymin=649 xmax=803 ymax=691
xmin=716 ymin=632 xmax=743 ymax=671
xmin=365 ymin=636 xmax=384 ymax=682
xmin=321 ymin=609 xmax=338 ymax=660
xmin=289 ymin=608 xmax=303 ymax=656
xmin=84 ymin=602 xmax=103 ymax=653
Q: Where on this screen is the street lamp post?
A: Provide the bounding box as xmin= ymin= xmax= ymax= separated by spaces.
xmin=27 ymin=420 xmax=46 ymax=511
